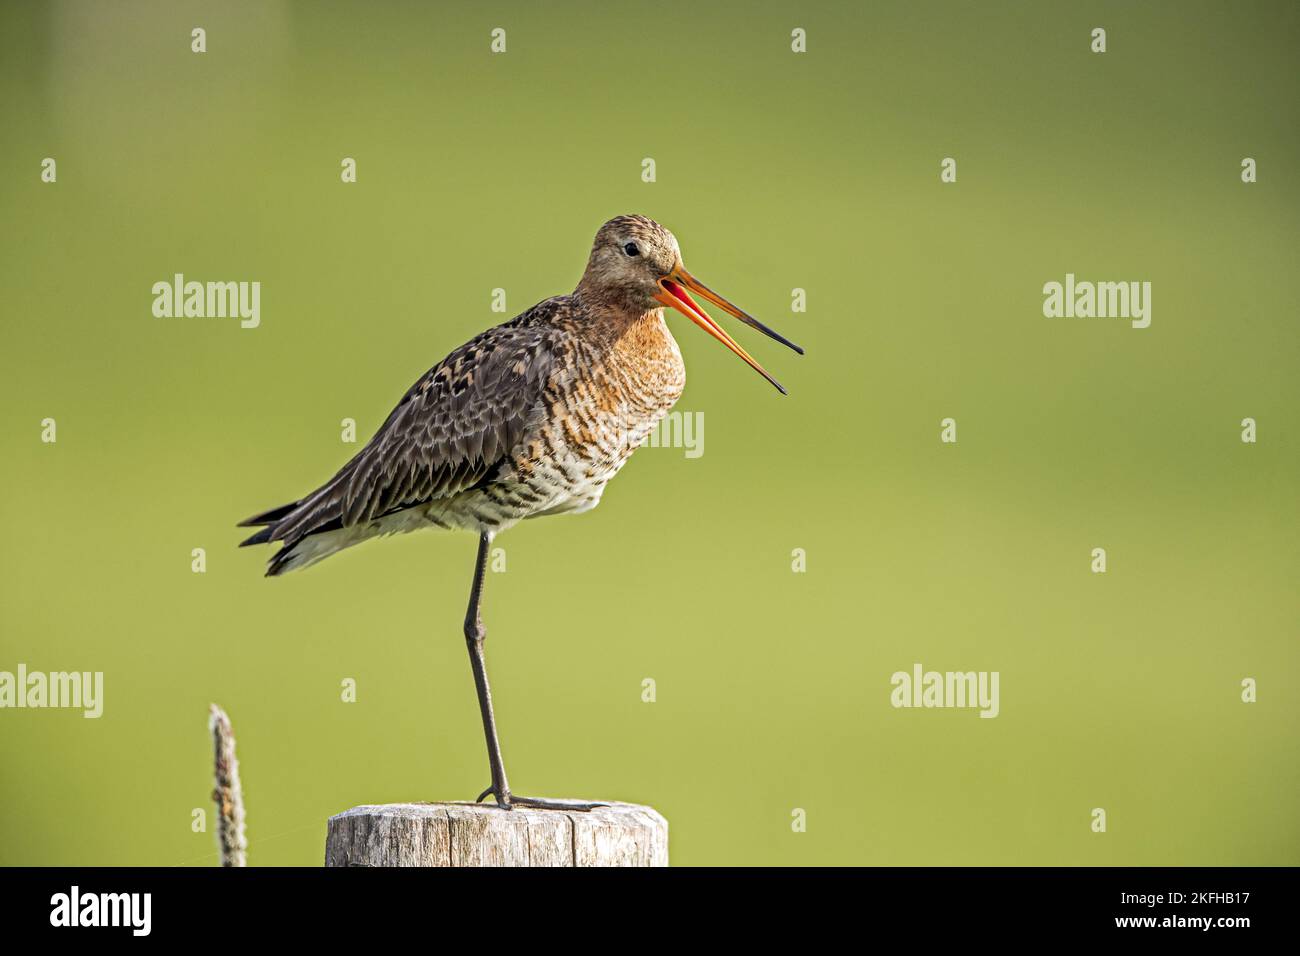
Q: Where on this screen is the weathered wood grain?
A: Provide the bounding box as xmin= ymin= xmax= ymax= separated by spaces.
xmin=325 ymin=802 xmax=667 ymax=867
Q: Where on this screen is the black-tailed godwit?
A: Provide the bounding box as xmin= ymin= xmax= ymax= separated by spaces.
xmin=240 ymin=215 xmax=802 ymax=808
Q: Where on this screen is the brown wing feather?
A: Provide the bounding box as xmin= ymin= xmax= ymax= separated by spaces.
xmin=250 ymin=304 xmax=560 ymax=554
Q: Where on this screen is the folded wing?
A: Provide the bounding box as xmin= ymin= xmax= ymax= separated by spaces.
xmin=239 ymin=312 xmax=558 ymax=574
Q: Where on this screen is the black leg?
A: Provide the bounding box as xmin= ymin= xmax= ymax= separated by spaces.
xmin=464 ymin=531 xmax=606 ymax=813
xmin=464 ymin=532 xmax=513 ymax=808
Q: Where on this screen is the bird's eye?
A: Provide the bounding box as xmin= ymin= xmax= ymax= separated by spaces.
xmin=623 ymin=242 xmax=640 ymax=257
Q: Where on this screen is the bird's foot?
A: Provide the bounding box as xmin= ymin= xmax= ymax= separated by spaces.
xmin=510 ymin=796 xmax=608 ymax=811
xmin=475 ymin=786 xmax=606 ymax=812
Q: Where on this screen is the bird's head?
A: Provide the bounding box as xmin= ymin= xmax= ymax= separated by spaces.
xmin=578 ymin=215 xmax=803 ymax=394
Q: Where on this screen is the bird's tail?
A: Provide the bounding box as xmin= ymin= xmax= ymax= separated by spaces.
xmin=237 ymin=501 xmax=299 ymax=529
xmin=236 ymin=502 xmax=296 ymax=552
xmin=238 ymin=481 xmax=352 ymax=576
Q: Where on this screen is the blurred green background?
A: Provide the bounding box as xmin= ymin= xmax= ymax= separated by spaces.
xmin=1 ymin=0 xmax=1296 ymax=866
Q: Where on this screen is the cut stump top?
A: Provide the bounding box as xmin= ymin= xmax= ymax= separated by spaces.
xmin=325 ymin=801 xmax=668 ymax=867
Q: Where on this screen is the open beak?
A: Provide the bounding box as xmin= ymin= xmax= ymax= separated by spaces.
xmin=653 ymin=265 xmax=803 ymax=395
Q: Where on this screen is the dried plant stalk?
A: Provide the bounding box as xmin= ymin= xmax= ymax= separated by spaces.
xmin=209 ymin=704 xmax=247 ymax=867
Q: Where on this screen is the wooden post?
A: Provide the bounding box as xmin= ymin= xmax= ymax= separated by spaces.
xmin=325 ymin=802 xmax=668 ymax=867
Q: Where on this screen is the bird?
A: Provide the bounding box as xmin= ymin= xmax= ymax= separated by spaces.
xmin=238 ymin=214 xmax=802 ymax=809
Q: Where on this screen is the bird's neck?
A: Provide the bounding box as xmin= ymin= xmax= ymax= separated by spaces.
xmin=572 ymin=288 xmax=658 ymax=334
xmin=572 ymin=279 xmax=651 ymax=318
xmin=567 ymin=291 xmax=673 ymax=357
